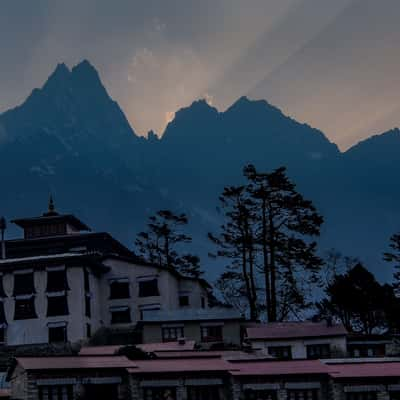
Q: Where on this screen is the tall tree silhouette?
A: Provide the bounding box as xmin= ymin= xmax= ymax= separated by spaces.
xmin=209 ymin=186 xmax=259 ymax=320
xmin=135 ymin=210 xmax=202 ymax=278
xmin=244 ymin=165 xmax=323 ymax=321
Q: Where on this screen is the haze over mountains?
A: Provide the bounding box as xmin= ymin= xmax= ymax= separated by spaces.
xmin=0 ymin=60 xmax=399 ymax=281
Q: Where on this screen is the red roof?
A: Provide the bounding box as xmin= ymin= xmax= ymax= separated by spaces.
xmin=137 ymin=340 xmax=196 ymax=352
xmin=79 ymin=346 xmax=122 ymax=356
xmin=247 ymin=322 xmax=347 ymax=340
xmin=0 ymin=389 xmax=10 ymax=398
xmin=327 ymin=362 xmax=400 ymax=378
xmin=128 ymin=358 xmax=233 ymax=374
xmin=229 ymin=360 xmax=328 ymax=376
xmin=16 ymin=356 xmax=135 ymax=370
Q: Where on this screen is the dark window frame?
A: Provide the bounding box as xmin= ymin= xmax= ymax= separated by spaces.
xmin=48 ymin=325 xmax=68 ymax=343
xmin=138 ymin=279 xmax=160 ymax=297
xmin=14 ymin=297 xmax=37 ymax=320
xmin=47 ymin=295 xmax=69 ymax=317
xmin=268 ymin=345 xmax=293 ymax=360
xmin=110 ymin=308 xmax=131 ymax=324
xmin=13 ymin=273 xmax=35 ymax=296
xmin=46 ymin=269 xmax=69 ymax=292
xmin=39 ymin=385 xmax=73 ymax=400
xmin=306 ymin=343 xmax=331 ymax=359
xmin=287 ymin=389 xmax=319 ymax=400
xmin=200 ymin=325 xmax=223 ymax=342
xmin=162 ymin=326 xmax=184 ymax=342
xmin=109 ymin=280 xmax=130 ymax=299
xmin=179 ymin=295 xmax=190 ymax=307
xmin=85 ymin=294 xmax=91 ymax=318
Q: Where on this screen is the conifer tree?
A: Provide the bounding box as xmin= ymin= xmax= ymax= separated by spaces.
xmin=209 ymin=186 xmax=259 ymax=320
xmin=244 ymin=164 xmax=323 ymax=321
xmin=135 ymin=210 xmax=202 ymax=278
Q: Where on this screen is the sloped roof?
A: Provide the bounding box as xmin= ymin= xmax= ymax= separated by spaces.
xmin=142 ymin=308 xmax=242 ymax=323
xmin=15 ymin=356 xmax=135 ymax=370
xmin=137 ymin=341 xmax=196 ymax=352
xmin=246 ymin=321 xmax=347 ymax=340
xmin=127 ymin=358 xmax=233 ymax=374
xmin=79 ymin=346 xmax=122 ymax=356
xmin=229 ymin=359 xmax=327 ymax=376
xmin=327 ymin=361 xmax=400 ymax=378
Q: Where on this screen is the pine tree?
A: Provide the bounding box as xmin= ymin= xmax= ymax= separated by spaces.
xmin=244 ymin=165 xmax=323 ymax=321
xmin=135 ymin=210 xmax=202 ymax=278
xmin=209 ymin=186 xmax=259 ymax=320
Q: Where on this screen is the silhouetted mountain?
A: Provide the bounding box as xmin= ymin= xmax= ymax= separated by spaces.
xmin=0 ymin=61 xmax=399 ymax=281
xmin=0 ymin=61 xmax=173 ymax=241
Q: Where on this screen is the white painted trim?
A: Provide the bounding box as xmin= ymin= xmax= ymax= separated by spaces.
xmin=37 ymin=378 xmax=77 ymax=386
xmin=45 ymin=266 xmax=66 ymax=272
xmin=81 ymin=377 xmax=121 ymax=384
xmin=185 ymin=378 xmax=223 ymax=386
xmin=285 ymin=382 xmax=321 ymax=390
xmin=344 ymin=386 xmax=385 ymax=393
xmin=140 ymin=380 xmax=179 ymax=388
xmin=243 ymin=383 xmax=280 ymax=391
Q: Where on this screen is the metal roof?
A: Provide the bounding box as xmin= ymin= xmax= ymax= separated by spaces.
xmin=246 ymin=321 xmax=347 ymax=340
xmin=142 ymin=308 xmax=243 ymax=323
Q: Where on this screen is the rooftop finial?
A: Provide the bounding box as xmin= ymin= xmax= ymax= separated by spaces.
xmin=43 ymin=194 xmax=58 ymax=216
xmin=49 ymin=195 xmax=55 ymax=213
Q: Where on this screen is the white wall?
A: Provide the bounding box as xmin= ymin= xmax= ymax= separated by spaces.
xmin=250 ymin=336 xmax=347 ymax=359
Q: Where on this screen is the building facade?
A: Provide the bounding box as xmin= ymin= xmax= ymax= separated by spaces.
xmin=0 ymin=203 xmax=209 ymax=346
xmin=7 ymin=353 xmax=400 ymax=400
xmin=246 ymin=322 xmax=348 ymax=360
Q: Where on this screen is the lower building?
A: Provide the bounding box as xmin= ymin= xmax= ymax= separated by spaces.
xmin=140 ymin=308 xmax=244 ymax=348
xmin=7 ymin=351 xmax=400 ymax=400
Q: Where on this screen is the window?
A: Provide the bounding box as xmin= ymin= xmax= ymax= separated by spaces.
xmin=188 ymin=386 xmax=221 ymax=400
xmin=46 ymin=269 xmax=69 ymax=292
xmin=39 ymin=385 xmax=73 ymax=400
xmin=143 ymin=387 xmax=176 ymax=400
xmin=109 ymin=280 xmax=130 ymax=299
xmin=349 ymin=345 xmax=386 ymax=358
xmin=0 ymin=276 xmax=6 ymax=298
xmin=288 ymin=390 xmax=319 ymax=400
xmin=245 ymin=390 xmax=277 ymax=400
xmin=14 ymin=297 xmax=37 ymax=320
xmin=110 ymin=307 xmax=131 ymax=324
xmin=47 ymin=295 xmax=69 ymax=317
xmin=84 ymin=268 xmax=90 ymax=292
xmin=346 ymin=393 xmax=377 ymax=400
xmin=0 ymin=302 xmax=7 ymax=325
xmin=85 ymin=294 xmax=91 ymax=318
xmin=48 ymin=325 xmax=67 ymax=343
xmin=306 ymin=344 xmax=331 ymax=359
xmin=179 ymin=295 xmax=189 ymax=307
xmin=138 ymin=279 xmax=159 ymax=297
xmin=200 ymin=325 xmax=223 ymax=342
xmin=201 ymin=297 xmax=206 ymax=309
xmin=86 ymin=323 xmax=92 ymax=338
xmin=268 ymin=346 xmax=292 ymax=360
xmin=0 ymin=327 xmax=6 ymax=345
xmin=162 ymin=326 xmax=184 ymax=342
xmin=13 ymin=273 xmax=35 ymax=296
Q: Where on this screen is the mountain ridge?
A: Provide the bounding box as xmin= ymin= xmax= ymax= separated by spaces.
xmin=0 ymin=60 xmax=399 ymax=281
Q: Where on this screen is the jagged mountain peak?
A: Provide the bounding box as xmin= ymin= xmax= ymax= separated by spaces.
xmin=345 ymin=127 xmax=400 ymax=161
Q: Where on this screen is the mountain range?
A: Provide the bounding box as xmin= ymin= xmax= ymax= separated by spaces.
xmin=0 ymin=60 xmax=399 ymax=281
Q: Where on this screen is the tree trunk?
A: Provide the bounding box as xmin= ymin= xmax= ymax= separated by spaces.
xmin=269 ymin=212 xmax=277 ymax=322
xmin=261 ymin=199 xmax=271 ymax=321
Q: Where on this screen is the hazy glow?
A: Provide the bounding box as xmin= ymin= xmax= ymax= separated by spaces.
xmin=1 ymin=0 xmax=400 ymax=149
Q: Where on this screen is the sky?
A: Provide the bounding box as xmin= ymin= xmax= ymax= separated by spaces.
xmin=1 ymin=0 xmax=400 ymax=150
